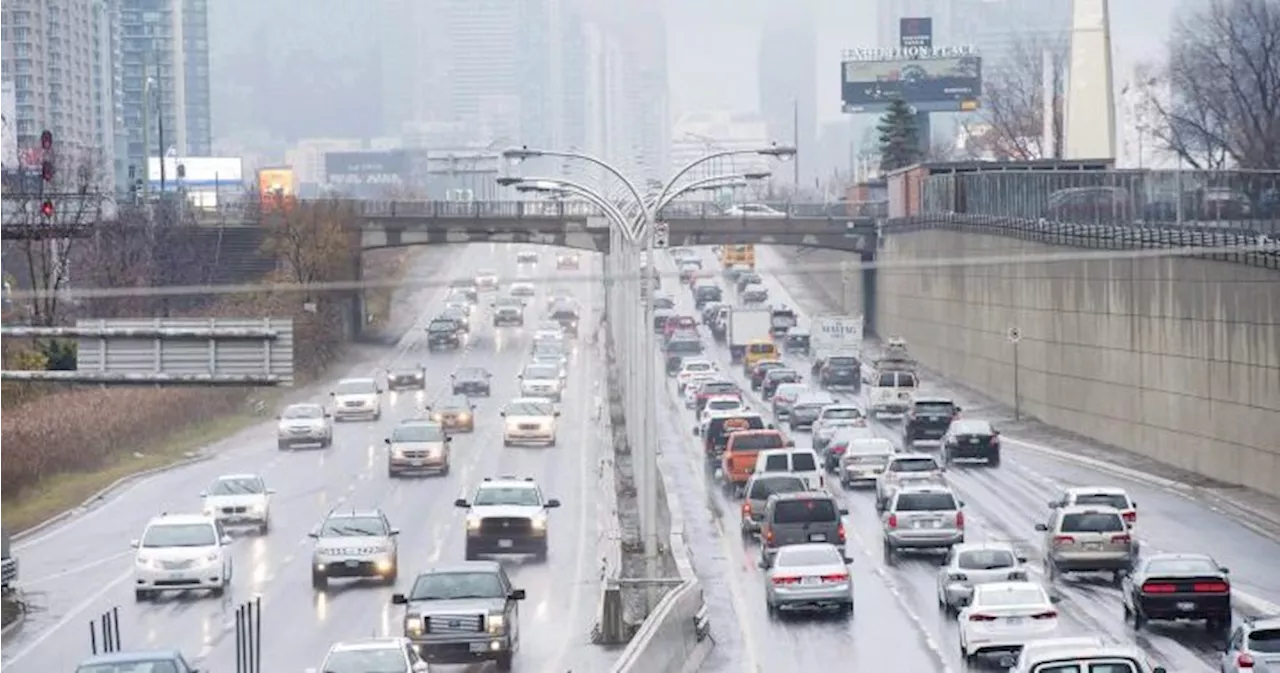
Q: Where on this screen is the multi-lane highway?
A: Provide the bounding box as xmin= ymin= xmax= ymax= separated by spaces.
xmin=653 ymin=245 xmax=1280 ymax=673
xmin=2 ymin=243 xmax=618 ymax=673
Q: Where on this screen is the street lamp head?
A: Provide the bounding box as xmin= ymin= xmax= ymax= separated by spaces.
xmin=759 ymin=143 xmax=797 ymax=161
xmin=743 ymin=171 xmax=772 ymax=181
xmin=496 ymin=176 xmax=525 ymax=187
xmin=501 ymin=146 xmax=541 ymax=164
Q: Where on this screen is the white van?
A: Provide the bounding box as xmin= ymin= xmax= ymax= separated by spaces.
xmin=869 ymin=370 xmax=917 ymax=418
xmin=838 ymin=437 xmax=896 ymax=487
xmin=753 ymin=448 xmax=824 ymax=491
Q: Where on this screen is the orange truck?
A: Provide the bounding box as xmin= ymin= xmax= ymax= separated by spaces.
xmin=719 ymin=428 xmax=793 ymax=496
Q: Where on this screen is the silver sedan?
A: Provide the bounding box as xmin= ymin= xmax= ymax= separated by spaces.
xmin=936 ymin=541 xmax=1029 ymax=613
xmin=759 ymin=542 xmax=853 ymax=617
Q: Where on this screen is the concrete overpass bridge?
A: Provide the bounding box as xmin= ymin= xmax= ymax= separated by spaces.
xmin=203 ymin=199 xmax=880 ymax=255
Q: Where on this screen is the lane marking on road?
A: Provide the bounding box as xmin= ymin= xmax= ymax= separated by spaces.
xmin=19 ymin=550 xmax=134 ymax=587
xmin=2 ymin=568 xmax=134 ymax=666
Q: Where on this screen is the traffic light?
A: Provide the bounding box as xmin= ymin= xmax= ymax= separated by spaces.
xmin=40 ymin=200 xmax=54 ymax=218
xmin=40 ymin=130 xmax=53 ymax=151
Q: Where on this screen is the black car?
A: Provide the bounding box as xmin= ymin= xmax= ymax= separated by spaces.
xmin=653 ymin=309 xmax=676 ymax=333
xmin=385 ymin=366 xmax=427 ymax=391
xmin=1123 ymin=553 xmax=1232 ymax=634
xmin=441 ymin=307 xmax=470 ymax=333
xmin=749 ymin=361 xmax=787 ymax=390
xmin=426 ymin=318 xmax=463 ymax=349
xmin=549 ymin=303 xmax=580 ymax=337
xmin=815 ymin=354 xmax=861 ymax=389
xmin=451 ymin=367 xmax=492 ymax=396
xmin=694 ymin=284 xmax=723 ymax=309
xmin=736 ymin=272 xmax=762 ymax=292
xmin=940 ymin=419 xmax=999 ymax=466
xmin=761 ymin=368 xmax=801 ymax=400
xmin=904 ymin=397 xmax=961 ymax=445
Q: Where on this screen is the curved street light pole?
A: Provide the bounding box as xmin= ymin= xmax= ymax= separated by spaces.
xmin=501 ymin=147 xmax=648 ymax=238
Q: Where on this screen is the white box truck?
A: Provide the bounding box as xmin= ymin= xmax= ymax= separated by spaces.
xmin=727 ymin=308 xmax=771 ymax=363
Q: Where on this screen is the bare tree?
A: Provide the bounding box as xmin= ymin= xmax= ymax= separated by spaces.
xmin=260 ymin=198 xmax=357 ymax=291
xmin=1 ymin=148 xmax=110 ymax=325
xmin=1139 ymin=0 xmax=1280 ymax=169
xmin=976 ymin=33 xmax=1068 ymax=160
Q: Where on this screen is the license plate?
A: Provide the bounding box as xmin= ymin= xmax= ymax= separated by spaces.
xmin=498 ymin=539 xmax=514 ymax=548
xmin=469 ymin=643 xmax=489 ymax=653
xmin=970 ymin=438 xmax=980 ymax=444
xmin=1006 ymin=617 xmax=1025 ymax=625
xmin=410 ymin=459 xmax=424 ymax=466
xmin=1177 ymin=601 xmax=1196 ymax=611
xmin=801 ymin=577 xmax=819 ymax=585
xmin=168 ymin=572 xmax=185 ymax=579
xmin=345 ymin=560 xmax=358 ymax=568
xmin=1084 ymin=543 xmax=1102 ymax=551
xmin=808 ymin=533 xmax=827 ymax=542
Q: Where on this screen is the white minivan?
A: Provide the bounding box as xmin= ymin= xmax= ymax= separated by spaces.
xmin=752 ymin=448 xmax=824 ymax=491
xmin=869 ymin=370 xmax=917 ymax=418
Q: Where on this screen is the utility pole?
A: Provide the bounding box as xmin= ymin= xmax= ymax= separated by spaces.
xmin=792 ymin=99 xmax=800 ymax=188
xmin=157 ymin=73 xmax=166 ymax=193
xmin=141 ymin=52 xmax=151 ymax=201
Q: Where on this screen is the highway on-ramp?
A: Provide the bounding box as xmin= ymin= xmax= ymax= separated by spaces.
xmin=2 ymin=243 xmax=617 ymax=673
xmin=654 ymin=245 xmax=1280 ymax=673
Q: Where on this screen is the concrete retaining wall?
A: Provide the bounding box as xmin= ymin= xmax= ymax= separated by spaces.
xmin=873 ymin=230 xmax=1280 ymax=493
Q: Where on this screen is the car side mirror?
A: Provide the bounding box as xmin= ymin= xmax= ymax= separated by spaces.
xmin=839 ymin=508 xmax=849 ymax=516
xmin=323 ymin=411 xmax=331 ymax=418
xmin=785 ymin=439 xmax=795 ymax=447
xmin=308 ymin=531 xmax=319 ymax=538
xmin=389 ymin=528 xmax=400 ymax=536
xmin=446 ymin=436 xmax=453 ymax=442
xmin=1049 ymin=595 xmax=1062 ymax=603
xmin=517 ymin=374 xmax=523 ymax=379
xmin=842 ymin=556 xmax=853 ymax=565
xmin=1220 ymin=566 xmax=1230 ymax=573
xmin=199 ymin=491 xmax=207 ymax=497
xmin=499 ymin=411 xmax=506 ymax=417
xmin=450 ymin=373 xmax=456 ymax=379
xmin=1131 ymin=501 xmax=1137 ymax=508
xmin=510 ymin=589 xmax=527 ymax=601
xmin=1035 ymin=523 xmax=1049 ymax=531
xmin=554 ymin=411 xmax=561 ymax=417
xmin=391 ymin=593 xmax=408 ymax=605
xmin=130 ymin=539 xmax=140 ymax=549
xmin=1047 ymin=500 xmax=1060 ymax=508
xmin=757 ymin=558 xmax=770 ymax=570
xmin=274 ymin=415 xmax=281 ymax=420
xmin=328 ymin=391 xmax=335 ymax=396
xmin=1016 ymin=556 xmax=1028 ymax=564
xmin=220 ymin=535 xmax=232 ymax=545
xmin=454 ymin=499 xmax=470 ymax=508
xmin=375 ymin=388 xmax=383 ymax=394
xmin=384 ymin=438 xmax=391 ymax=444
xmin=266 ymin=488 xmax=276 ymax=495
xmin=546 ymin=499 xmax=562 ymax=508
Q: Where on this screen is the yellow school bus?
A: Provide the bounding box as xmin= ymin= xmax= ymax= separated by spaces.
xmin=719 ymin=244 xmax=756 ymax=269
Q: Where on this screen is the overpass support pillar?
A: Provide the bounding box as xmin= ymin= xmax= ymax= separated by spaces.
xmin=351 ymin=252 xmax=366 ymax=338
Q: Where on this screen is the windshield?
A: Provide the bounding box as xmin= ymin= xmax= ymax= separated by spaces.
xmin=654 ymin=297 xmax=675 ymax=309
xmin=532 ymin=343 xmax=564 ymax=357
xmin=552 ymin=308 xmax=578 ymax=319
xmin=822 ymin=407 xmax=862 ymax=420
xmin=775 ymin=545 xmax=842 ymax=567
xmin=707 ymin=399 xmax=741 ymax=411
xmin=1060 ymin=512 xmax=1125 ymax=533
xmin=507 ymin=401 xmax=553 ymax=416
xmin=455 ymin=368 xmax=486 ymax=380
xmin=827 ymin=357 xmax=858 ymax=368
xmin=76 ymin=660 xmax=184 ymax=673
xmin=523 ymin=365 xmax=559 ymax=379
xmin=774 ymin=384 xmax=805 ymax=399
xmin=772 ymin=499 xmax=838 ymax=523
xmin=895 ymin=492 xmax=958 ymax=511
xmin=410 ymin=571 xmax=505 ymax=600
xmin=975 ymin=587 xmax=1046 ymax=607
xmin=321 ymin=649 xmax=408 ymax=673
xmin=1248 ymin=629 xmax=1280 ymax=653
xmin=1144 ymin=557 xmax=1219 ymax=575
xmin=958 ymin=549 xmax=1017 ymax=570
xmin=951 ymin=421 xmax=992 ymax=435
xmin=1073 ymin=493 xmax=1130 ymax=509
xmin=729 ymin=433 xmax=786 ymax=451
xmin=914 ymin=402 xmax=955 ymax=415
xmin=428 ymin=320 xmax=456 ymax=332
xmin=748 ymin=476 xmax=806 ymax=499
xmin=891 ymin=458 xmax=940 ymax=472
xmin=282 ymin=405 xmax=323 ymax=419
xmin=477 ymin=270 xmax=497 ymax=277
xmin=473 ymin=486 xmax=541 ymax=507
xmin=767 ymin=370 xmax=799 ymax=381
xmin=700 ymin=382 xmax=738 ymax=395
xmin=141 ymin=523 xmax=216 ymax=548
xmin=496 ymin=297 xmax=523 ymax=307
xmin=771 ymin=314 xmax=797 ymax=328
xmin=391 ymin=424 xmax=445 ymax=442
xmin=319 ymin=516 xmax=387 ymax=537
xmin=208 ymin=477 xmax=263 ymax=496
xmin=684 ymin=362 xmax=713 ymax=373
xmin=335 ymin=380 xmax=376 ymax=395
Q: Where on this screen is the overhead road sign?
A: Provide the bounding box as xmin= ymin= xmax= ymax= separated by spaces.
xmin=0 ymin=318 xmax=294 ymax=386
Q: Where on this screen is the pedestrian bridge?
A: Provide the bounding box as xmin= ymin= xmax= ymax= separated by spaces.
xmin=213 ymin=200 xmax=880 ymax=255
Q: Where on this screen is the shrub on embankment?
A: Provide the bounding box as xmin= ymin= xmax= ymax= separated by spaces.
xmin=0 ymin=199 xmax=363 ymax=501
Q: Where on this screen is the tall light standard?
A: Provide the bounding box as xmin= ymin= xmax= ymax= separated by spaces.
xmin=498 ymin=145 xmax=795 ymax=610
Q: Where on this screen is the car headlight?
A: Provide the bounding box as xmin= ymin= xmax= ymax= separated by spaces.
xmin=487 ymin=613 xmax=505 ymax=634
xmin=431 ymin=413 xmax=442 ymax=421
xmin=458 ymin=413 xmax=470 ymax=421
xmin=466 ymin=517 xmax=481 ymax=531
xmin=405 ymin=616 xmax=423 ymax=637
xmin=531 ymin=516 xmax=547 ymax=531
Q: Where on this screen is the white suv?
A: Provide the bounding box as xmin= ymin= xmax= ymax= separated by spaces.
xmin=132 ymin=513 xmax=232 ymax=601
xmin=201 ymin=474 xmax=274 ymax=534
xmin=501 ymin=398 xmax=560 ymax=447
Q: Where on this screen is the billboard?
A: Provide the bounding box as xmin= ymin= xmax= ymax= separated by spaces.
xmin=325 ymin=150 xmax=410 ymax=193
xmin=147 ymin=157 xmax=243 ymax=190
xmin=841 ymin=54 xmax=982 ymax=114
xmin=899 ymin=18 xmax=933 ymax=49
xmin=258 ymin=167 xmax=296 ymax=198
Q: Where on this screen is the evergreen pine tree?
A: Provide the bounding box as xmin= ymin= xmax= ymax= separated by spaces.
xmin=877 ymin=99 xmax=922 ymax=172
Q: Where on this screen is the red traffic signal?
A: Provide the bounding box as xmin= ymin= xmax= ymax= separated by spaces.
xmin=41 ymin=160 xmax=55 ymax=182
xmin=40 ymin=200 xmax=54 ymax=218
xmin=40 ymin=130 xmax=53 ymax=150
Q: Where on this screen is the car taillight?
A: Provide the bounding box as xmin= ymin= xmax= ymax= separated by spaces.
xmin=831 ymin=444 xmax=847 ymax=454
xmin=821 ymin=572 xmax=849 ymax=583
xmin=887 ymin=514 xmax=898 ymax=528
xmin=955 ymin=511 xmax=965 ymax=528
xmin=1237 ymin=653 xmax=1255 ymax=668
xmin=1142 ymin=582 xmax=1177 ymax=593
xmin=1052 ymin=535 xmax=1075 ymax=545
xmin=1122 ymin=511 xmax=1137 ymax=523
xmin=1031 ymin=610 xmax=1058 ymax=620
xmin=1110 ymin=534 xmax=1131 ymax=543
xmin=764 ymin=527 xmax=774 ymax=544
xmin=837 ymin=523 xmax=846 ymax=543
xmin=949 ymin=573 xmax=968 ymax=582
xmin=968 ymin=614 xmax=997 ymax=622
xmin=1193 ymin=581 xmax=1229 ymax=593
xmin=771 ymin=575 xmax=801 ymax=585
xmin=742 ymin=502 xmax=752 ymax=517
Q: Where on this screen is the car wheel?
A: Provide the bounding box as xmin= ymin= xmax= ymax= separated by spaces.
xmin=495 ymin=652 xmax=514 ymax=672
xmin=1132 ymin=606 xmax=1146 ymax=630
xmin=277 ymin=440 xmax=289 ymax=451
xmin=840 ymin=601 xmax=854 ymax=617
xmin=321 ymin=436 xmax=332 ymax=448
xmin=311 ymin=570 xmax=327 ymax=590
xmin=134 ymin=588 xmax=151 ymax=601
xmin=465 ymin=546 xmax=479 ymax=561
xmin=547 ymin=437 xmax=557 ymax=447
xmin=535 ymin=545 xmax=548 ymax=562
xmin=882 ymin=540 xmax=896 ymax=565
xmin=211 ymin=583 xmax=225 ymax=598
xmin=258 ymin=520 xmax=270 ymax=535
xmin=384 ymin=568 xmax=398 ymax=585
xmin=988 ymin=454 xmax=1001 ymax=467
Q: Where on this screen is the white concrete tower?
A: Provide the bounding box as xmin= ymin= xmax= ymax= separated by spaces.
xmin=1063 ymin=0 xmax=1115 ymax=159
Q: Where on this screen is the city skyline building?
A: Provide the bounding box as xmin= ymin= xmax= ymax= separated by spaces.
xmin=757 ymin=0 xmax=817 ymax=188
